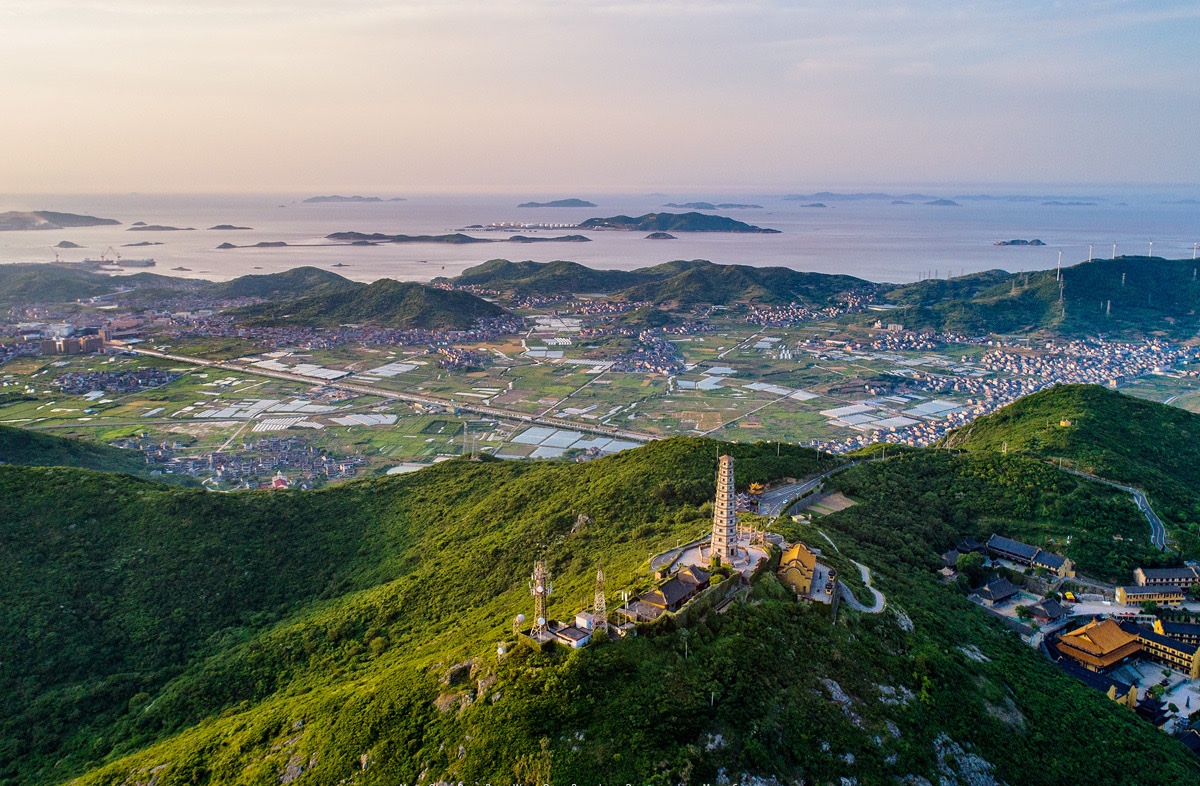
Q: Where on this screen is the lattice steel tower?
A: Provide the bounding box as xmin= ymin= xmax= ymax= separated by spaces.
xmin=712 ymin=454 xmax=737 ymax=562
xmin=530 ymin=560 xmax=551 ymax=635
xmin=593 ymin=564 xmax=608 ymax=636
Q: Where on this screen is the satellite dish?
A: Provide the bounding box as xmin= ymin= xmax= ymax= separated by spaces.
xmin=497 ymin=645 xmax=506 ymax=656
xmin=537 ymin=616 xmax=546 ymax=626
xmin=536 ymin=584 xmax=544 ymax=594
xmin=515 ymin=613 xmax=526 ymax=623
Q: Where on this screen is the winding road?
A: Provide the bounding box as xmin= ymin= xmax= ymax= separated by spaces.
xmin=816 ymin=530 xmax=886 ymax=613
xmin=1058 ymin=466 xmax=1167 ymax=551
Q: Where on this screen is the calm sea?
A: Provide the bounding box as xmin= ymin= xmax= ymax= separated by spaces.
xmin=0 ymin=190 xmax=1196 ymax=285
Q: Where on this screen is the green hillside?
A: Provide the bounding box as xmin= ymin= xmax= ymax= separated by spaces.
xmin=942 ymin=384 xmax=1200 ymax=551
xmin=0 ymin=424 xmax=161 ymax=479
xmin=5 ymin=424 xmax=1200 ymax=784
xmin=883 ymin=257 xmax=1200 ymax=339
xmin=0 ymin=265 xmax=347 ymax=309
xmin=578 ymin=212 xmax=779 ymax=233
xmin=441 ymin=259 xmax=871 ymax=306
xmin=619 ymin=262 xmax=870 ymax=306
xmin=229 ymin=279 xmax=507 ymax=329
xmin=443 ymin=258 xmax=713 ymax=296
xmin=0 ymin=265 xmax=123 ymax=307
xmin=208 ymin=266 xmax=356 ymax=299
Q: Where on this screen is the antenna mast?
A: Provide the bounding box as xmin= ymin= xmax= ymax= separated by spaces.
xmin=530 ymin=560 xmax=551 ymax=636
xmin=593 ymin=564 xmax=608 ymax=637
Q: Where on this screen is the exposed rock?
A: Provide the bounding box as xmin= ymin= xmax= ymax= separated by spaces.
xmin=434 ymin=692 xmax=462 ymax=713
xmin=278 ymin=753 xmax=305 ymax=784
xmin=957 ymin=645 xmax=991 ymax=663
xmin=442 ymin=659 xmax=474 ymax=686
xmin=704 ymin=733 xmax=726 ymax=751
xmin=877 ymin=684 xmax=915 ymax=706
xmin=984 ymin=696 xmax=1026 ymax=731
xmin=933 ymin=733 xmax=1004 ymax=786
xmin=821 ymin=678 xmax=863 ymax=726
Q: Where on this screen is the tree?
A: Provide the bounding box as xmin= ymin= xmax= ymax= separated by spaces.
xmin=956 ymin=551 xmax=986 ymax=587
xmin=1015 ymin=605 xmax=1034 ymax=621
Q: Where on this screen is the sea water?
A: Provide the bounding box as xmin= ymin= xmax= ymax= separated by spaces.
xmin=0 ymin=190 xmax=1196 ymax=285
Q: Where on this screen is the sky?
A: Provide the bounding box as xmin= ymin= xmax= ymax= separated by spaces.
xmin=1 ymin=1 xmax=1198 ymax=193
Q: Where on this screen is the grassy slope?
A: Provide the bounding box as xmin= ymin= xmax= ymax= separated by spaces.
xmin=943 ymin=384 xmax=1200 ymax=553
xmin=229 ymin=279 xmax=507 ymax=329
xmin=0 ymin=266 xmax=349 ymax=309
xmin=0 ymin=424 xmax=197 ymax=487
xmin=883 ymin=257 xmax=1200 ymax=339
xmin=4 ymin=424 xmax=1200 ymax=784
xmin=1 ymin=440 xmax=832 ymax=784
xmin=207 ymin=267 xmax=355 ymax=299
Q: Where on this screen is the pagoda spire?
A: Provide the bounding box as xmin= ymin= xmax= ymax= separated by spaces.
xmin=711 ymin=454 xmax=737 ymax=562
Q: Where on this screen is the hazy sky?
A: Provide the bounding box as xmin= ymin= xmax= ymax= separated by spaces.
xmin=2 ymin=1 xmax=1198 ymax=193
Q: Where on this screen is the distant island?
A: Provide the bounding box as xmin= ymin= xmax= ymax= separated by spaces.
xmin=662 ymin=202 xmax=763 ymax=210
xmin=1043 ymin=201 xmax=1098 ymax=207
xmin=128 ymin=225 xmax=194 ymax=231
xmin=578 ymin=212 xmax=779 ymax=233
xmin=0 ymin=211 xmax=120 ymax=231
xmin=645 ymin=232 xmax=676 ymax=240
xmin=302 ymin=195 xmax=406 ymax=203
xmin=925 ymin=199 xmax=961 ymax=207
xmin=994 ymin=239 xmax=1046 ymax=246
xmin=122 ymin=241 xmax=163 ymax=247
xmin=213 ymin=232 xmax=593 ymax=248
xmin=800 ymin=203 xmax=827 ymax=208
xmin=891 ymin=200 xmax=912 ymax=205
xmin=217 ymin=241 xmax=288 ymax=249
xmin=208 ymin=224 xmax=253 ymax=230
xmin=517 ymin=198 xmax=597 ymax=208
xmin=54 ymin=240 xmax=82 ymax=249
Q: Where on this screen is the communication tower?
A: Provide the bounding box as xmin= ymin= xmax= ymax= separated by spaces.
xmin=529 ymin=561 xmax=551 ymax=636
xmin=593 ymin=564 xmax=608 ymax=636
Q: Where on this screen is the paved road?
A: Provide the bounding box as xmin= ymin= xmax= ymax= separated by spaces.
xmin=759 ymin=462 xmax=861 ymax=518
xmin=126 ymin=347 xmax=658 ymax=443
xmin=1059 ymin=466 xmax=1167 ymax=551
xmin=840 ymin=559 xmax=886 ymax=614
xmin=759 ymin=477 xmax=825 ymax=517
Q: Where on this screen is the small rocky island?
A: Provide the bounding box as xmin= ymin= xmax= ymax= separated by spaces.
xmin=994 ymin=239 xmax=1046 ymax=246
xmin=517 ymin=198 xmax=597 ymax=208
xmin=579 ymin=212 xmax=779 ymax=233
xmin=209 ymin=224 xmax=253 ymax=230
xmin=128 ymin=224 xmax=194 ymax=231
xmin=645 ymin=232 xmax=677 ymax=240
